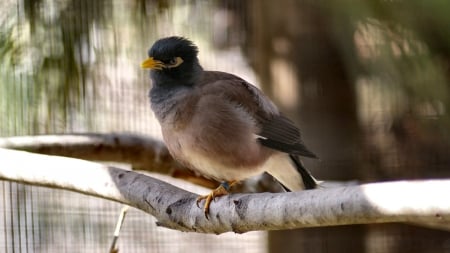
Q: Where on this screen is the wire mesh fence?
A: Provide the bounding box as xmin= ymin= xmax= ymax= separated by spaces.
xmin=0 ymin=177 xmax=267 ymax=253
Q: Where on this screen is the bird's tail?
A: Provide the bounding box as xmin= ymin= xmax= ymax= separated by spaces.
xmin=288 ymin=154 xmax=318 ymax=190
xmin=264 ymin=153 xmax=319 ymax=191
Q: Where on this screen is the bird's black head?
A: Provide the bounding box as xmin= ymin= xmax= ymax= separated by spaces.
xmin=141 ymin=36 xmax=202 ymax=87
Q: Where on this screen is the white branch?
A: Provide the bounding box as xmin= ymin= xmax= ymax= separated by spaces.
xmin=0 ymin=148 xmax=449 ymax=234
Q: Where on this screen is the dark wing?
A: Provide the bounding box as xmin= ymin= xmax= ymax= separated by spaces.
xmin=200 ymin=71 xmax=318 ymax=159
xmin=258 ymin=115 xmax=318 ymax=158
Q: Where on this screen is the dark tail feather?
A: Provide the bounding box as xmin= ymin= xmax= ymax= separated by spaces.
xmin=289 ymin=154 xmax=317 ymax=190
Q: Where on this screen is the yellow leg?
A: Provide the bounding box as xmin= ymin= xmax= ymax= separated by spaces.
xmin=196 ymin=180 xmax=237 ymax=218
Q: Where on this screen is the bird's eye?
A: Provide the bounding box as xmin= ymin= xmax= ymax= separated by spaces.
xmin=168 ymin=58 xmax=177 ymax=65
xmin=166 ymin=57 xmax=184 ymax=68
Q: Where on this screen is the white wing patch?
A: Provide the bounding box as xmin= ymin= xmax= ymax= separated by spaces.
xmin=263 ymin=153 xmax=305 ymax=191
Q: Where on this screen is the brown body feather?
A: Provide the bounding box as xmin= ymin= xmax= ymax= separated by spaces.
xmin=156 ymin=71 xmax=317 ymax=189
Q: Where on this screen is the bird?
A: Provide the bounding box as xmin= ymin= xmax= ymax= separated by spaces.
xmin=141 ymin=36 xmax=318 ymax=218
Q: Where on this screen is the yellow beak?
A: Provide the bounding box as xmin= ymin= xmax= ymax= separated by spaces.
xmin=141 ymin=57 xmax=165 ymax=70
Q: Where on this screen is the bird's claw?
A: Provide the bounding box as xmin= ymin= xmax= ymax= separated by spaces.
xmin=196 ymin=194 xmax=214 ymax=219
xmin=196 ymin=182 xmax=234 ymax=219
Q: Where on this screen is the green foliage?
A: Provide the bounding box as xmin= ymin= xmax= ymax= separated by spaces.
xmin=327 ymin=0 xmax=450 ymax=131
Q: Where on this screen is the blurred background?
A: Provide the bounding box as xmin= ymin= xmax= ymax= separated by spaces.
xmin=1 ymin=0 xmax=450 ymax=252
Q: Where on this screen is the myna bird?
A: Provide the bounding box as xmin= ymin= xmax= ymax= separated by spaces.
xmin=141 ymin=36 xmax=318 ymax=217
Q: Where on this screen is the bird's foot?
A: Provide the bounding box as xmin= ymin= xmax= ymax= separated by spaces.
xmin=196 ymin=181 xmax=237 ymax=219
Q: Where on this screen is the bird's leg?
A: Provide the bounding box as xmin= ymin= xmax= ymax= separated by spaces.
xmin=196 ymin=180 xmax=237 ymax=218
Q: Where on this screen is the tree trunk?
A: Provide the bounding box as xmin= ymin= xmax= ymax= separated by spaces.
xmin=245 ymin=1 xmax=364 ymax=252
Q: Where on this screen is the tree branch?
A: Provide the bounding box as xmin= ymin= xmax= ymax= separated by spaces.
xmin=0 ymin=133 xmax=176 ymax=173
xmin=1 ymin=148 xmax=449 ymax=234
